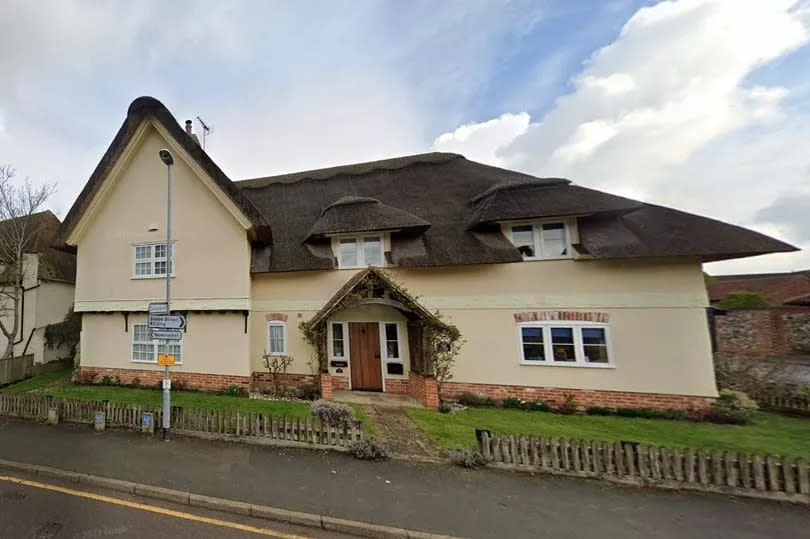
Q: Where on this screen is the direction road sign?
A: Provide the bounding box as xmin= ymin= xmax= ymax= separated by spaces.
xmin=148 ymin=314 xmax=186 ymax=330
xmin=148 ymin=302 xmax=169 ymax=315
xmin=150 ymin=329 xmax=182 ymax=341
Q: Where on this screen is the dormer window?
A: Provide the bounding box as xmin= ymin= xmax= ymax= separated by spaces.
xmin=508 ymin=221 xmax=571 ymax=260
xmin=338 ymin=236 xmax=383 ymax=268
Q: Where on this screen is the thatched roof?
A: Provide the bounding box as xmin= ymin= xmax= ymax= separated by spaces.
xmin=240 ymin=152 xmax=795 ymax=272
xmin=307 ymin=196 xmax=430 ymax=240
xmin=53 ymin=97 xmax=272 ymax=252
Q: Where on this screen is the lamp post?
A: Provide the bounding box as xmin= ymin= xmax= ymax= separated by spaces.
xmin=158 ymin=148 xmax=174 ymax=441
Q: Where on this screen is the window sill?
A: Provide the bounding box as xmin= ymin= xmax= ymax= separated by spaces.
xmin=520 ymin=256 xmax=573 ymax=262
xmin=132 ymin=275 xmax=176 ymax=280
xmin=519 ymin=361 xmax=614 ymax=369
xmin=264 ymin=352 xmax=288 ymax=357
xmin=336 ymin=265 xmax=388 ymax=270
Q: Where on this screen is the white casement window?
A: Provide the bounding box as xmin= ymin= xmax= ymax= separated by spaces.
xmin=330 ymin=322 xmax=347 ymax=358
xmin=519 ymin=323 xmax=612 ymax=367
xmin=380 ymin=322 xmax=402 ymax=362
xmin=509 ymin=221 xmax=571 ymax=260
xmin=131 ymin=323 xmax=182 ymax=363
xmin=337 ymin=236 xmax=383 ymax=268
xmin=266 ymin=321 xmax=287 ymax=356
xmin=133 ymin=242 xmax=175 ymax=278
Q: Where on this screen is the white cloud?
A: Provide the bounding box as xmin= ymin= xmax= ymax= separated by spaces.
xmin=432 ymin=0 xmax=810 ymax=274
xmin=431 ymin=113 xmax=530 ymax=166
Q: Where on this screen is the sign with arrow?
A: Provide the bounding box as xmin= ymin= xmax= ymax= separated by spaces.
xmin=148 ymin=314 xmax=186 ymax=330
xmin=150 ymin=329 xmax=183 ymax=341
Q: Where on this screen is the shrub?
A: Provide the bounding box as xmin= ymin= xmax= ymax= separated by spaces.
xmin=502 ymin=397 xmax=525 ymax=409
xmin=585 ymin=406 xmax=615 ymax=416
xmin=438 ymin=400 xmax=453 ymax=413
xmin=660 ymin=408 xmax=689 ymax=421
xmin=296 ymin=386 xmax=321 ymax=401
xmin=225 ymin=385 xmax=247 ymax=397
xmin=715 ymin=291 xmax=769 ymax=309
xmin=263 ymin=353 xmax=295 ymax=396
xmin=457 ymin=392 xmax=495 ymax=407
xmin=449 ymin=449 xmax=487 ymax=468
xmin=616 ymin=407 xmax=658 ymax=419
xmin=709 ymin=389 xmax=758 ymax=425
xmin=100 ymin=375 xmax=112 ymax=386
xmin=349 ymin=437 xmax=389 ymax=460
xmin=130 ymin=377 xmax=140 ymax=388
xmin=526 ymin=400 xmax=551 ymax=412
xmin=556 ymin=393 xmax=578 ymax=415
xmin=310 ymin=400 xmax=357 ymax=429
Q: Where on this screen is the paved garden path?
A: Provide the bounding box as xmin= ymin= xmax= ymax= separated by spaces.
xmin=361 ymin=405 xmax=444 ymax=461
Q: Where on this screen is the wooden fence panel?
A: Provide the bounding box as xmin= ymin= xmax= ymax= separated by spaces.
xmin=478 ymin=431 xmax=808 ymax=500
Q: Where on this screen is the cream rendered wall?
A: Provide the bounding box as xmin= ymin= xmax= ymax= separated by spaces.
xmin=72 ymin=123 xmax=251 ymax=376
xmin=73 ymin=125 xmax=251 ymax=311
xmin=32 ymin=281 xmax=76 ymax=364
xmin=251 ymin=258 xmax=718 ymax=397
xmin=81 ymin=312 xmax=250 ymax=377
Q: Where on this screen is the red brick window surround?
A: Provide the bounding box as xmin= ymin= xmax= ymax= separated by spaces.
xmin=514 ymin=311 xmax=610 ymax=323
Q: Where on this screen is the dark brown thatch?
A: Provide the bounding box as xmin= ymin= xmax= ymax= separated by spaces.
xmin=240 ymin=152 xmax=795 ymax=272
xmin=0 ymin=211 xmax=75 ymax=283
xmin=52 ymin=97 xmax=272 ymax=252
xmin=307 ymin=196 xmax=430 ymax=240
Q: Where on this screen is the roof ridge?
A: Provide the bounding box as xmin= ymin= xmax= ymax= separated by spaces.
xmin=236 ymin=152 xmax=463 ymax=188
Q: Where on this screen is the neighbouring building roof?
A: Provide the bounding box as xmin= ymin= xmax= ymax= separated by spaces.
xmin=56 ymin=97 xmax=797 ymax=273
xmin=0 ymin=211 xmax=76 ymax=283
xmin=708 ymin=271 xmax=810 ymax=306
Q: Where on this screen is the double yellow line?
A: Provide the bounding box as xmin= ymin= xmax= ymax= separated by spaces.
xmin=0 ymin=475 xmax=312 ymax=538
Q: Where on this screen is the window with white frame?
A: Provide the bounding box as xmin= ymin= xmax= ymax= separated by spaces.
xmin=337 ymin=236 xmax=383 ymax=268
xmin=330 ymin=322 xmax=346 ymax=358
xmin=131 ymin=323 xmax=182 ymax=363
xmin=382 ymin=322 xmax=401 ymax=362
xmin=133 ymin=242 xmax=175 ymax=278
xmin=519 ymin=324 xmax=611 ymax=366
xmin=508 ymin=221 xmax=570 ymax=260
xmin=266 ymin=321 xmax=287 ymax=355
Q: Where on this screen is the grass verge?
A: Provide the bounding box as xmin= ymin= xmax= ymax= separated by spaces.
xmin=0 ymin=368 xmax=72 ymax=394
xmin=405 ymin=407 xmax=810 ymax=458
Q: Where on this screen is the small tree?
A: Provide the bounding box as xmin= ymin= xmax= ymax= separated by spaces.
xmin=429 ymin=325 xmax=464 ymax=405
xmin=44 ymin=308 xmax=82 ymax=363
xmin=263 ymin=353 xmax=294 ymax=396
xmin=0 ymin=165 xmax=57 ymax=358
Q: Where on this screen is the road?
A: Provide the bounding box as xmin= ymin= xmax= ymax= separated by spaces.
xmin=0 ymin=473 xmax=346 ymax=539
xmin=1 ymin=419 xmax=809 ymax=538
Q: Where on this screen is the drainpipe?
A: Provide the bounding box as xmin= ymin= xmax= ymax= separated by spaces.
xmin=13 ymin=284 xmax=41 ymax=346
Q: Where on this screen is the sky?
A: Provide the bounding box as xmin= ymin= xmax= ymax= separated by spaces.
xmin=1 ymin=0 xmax=809 ymax=275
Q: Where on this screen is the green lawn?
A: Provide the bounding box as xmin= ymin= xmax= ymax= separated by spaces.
xmin=1 ymin=368 xmax=73 ymax=394
xmin=405 ymin=407 xmax=810 ymax=458
xmin=2 ymin=369 xmax=371 ymax=429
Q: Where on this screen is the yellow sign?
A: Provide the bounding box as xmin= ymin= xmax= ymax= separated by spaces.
xmin=158 ymin=354 xmax=176 ymax=366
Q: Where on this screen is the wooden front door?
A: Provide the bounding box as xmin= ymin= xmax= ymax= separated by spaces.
xmin=349 ymin=322 xmax=382 ymax=391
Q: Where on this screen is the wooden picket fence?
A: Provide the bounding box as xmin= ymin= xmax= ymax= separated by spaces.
xmin=0 ymin=394 xmax=363 ymax=450
xmin=758 ymin=394 xmax=810 ymax=415
xmin=477 ymin=431 xmax=810 ymax=503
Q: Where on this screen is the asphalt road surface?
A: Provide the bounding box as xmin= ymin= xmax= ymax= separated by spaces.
xmin=0 ymin=474 xmax=347 ymax=539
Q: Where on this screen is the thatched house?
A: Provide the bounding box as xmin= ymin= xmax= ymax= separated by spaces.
xmin=53 ymin=97 xmax=795 ymax=409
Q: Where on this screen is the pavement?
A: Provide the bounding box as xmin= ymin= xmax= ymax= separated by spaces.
xmin=0 ymin=472 xmax=348 ymax=538
xmin=1 ymin=418 xmax=810 ymax=538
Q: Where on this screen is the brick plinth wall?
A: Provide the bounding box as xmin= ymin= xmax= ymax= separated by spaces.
xmin=251 ymin=372 xmax=319 ymax=392
xmin=331 ymin=376 xmax=349 ymax=391
xmin=442 ymin=382 xmax=713 ymax=411
xmin=409 ymin=372 xmax=439 ymax=409
xmin=79 ymin=367 xmax=250 ymax=393
xmin=320 ymin=374 xmax=333 ymax=400
xmin=383 ymin=378 xmax=409 ymax=394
